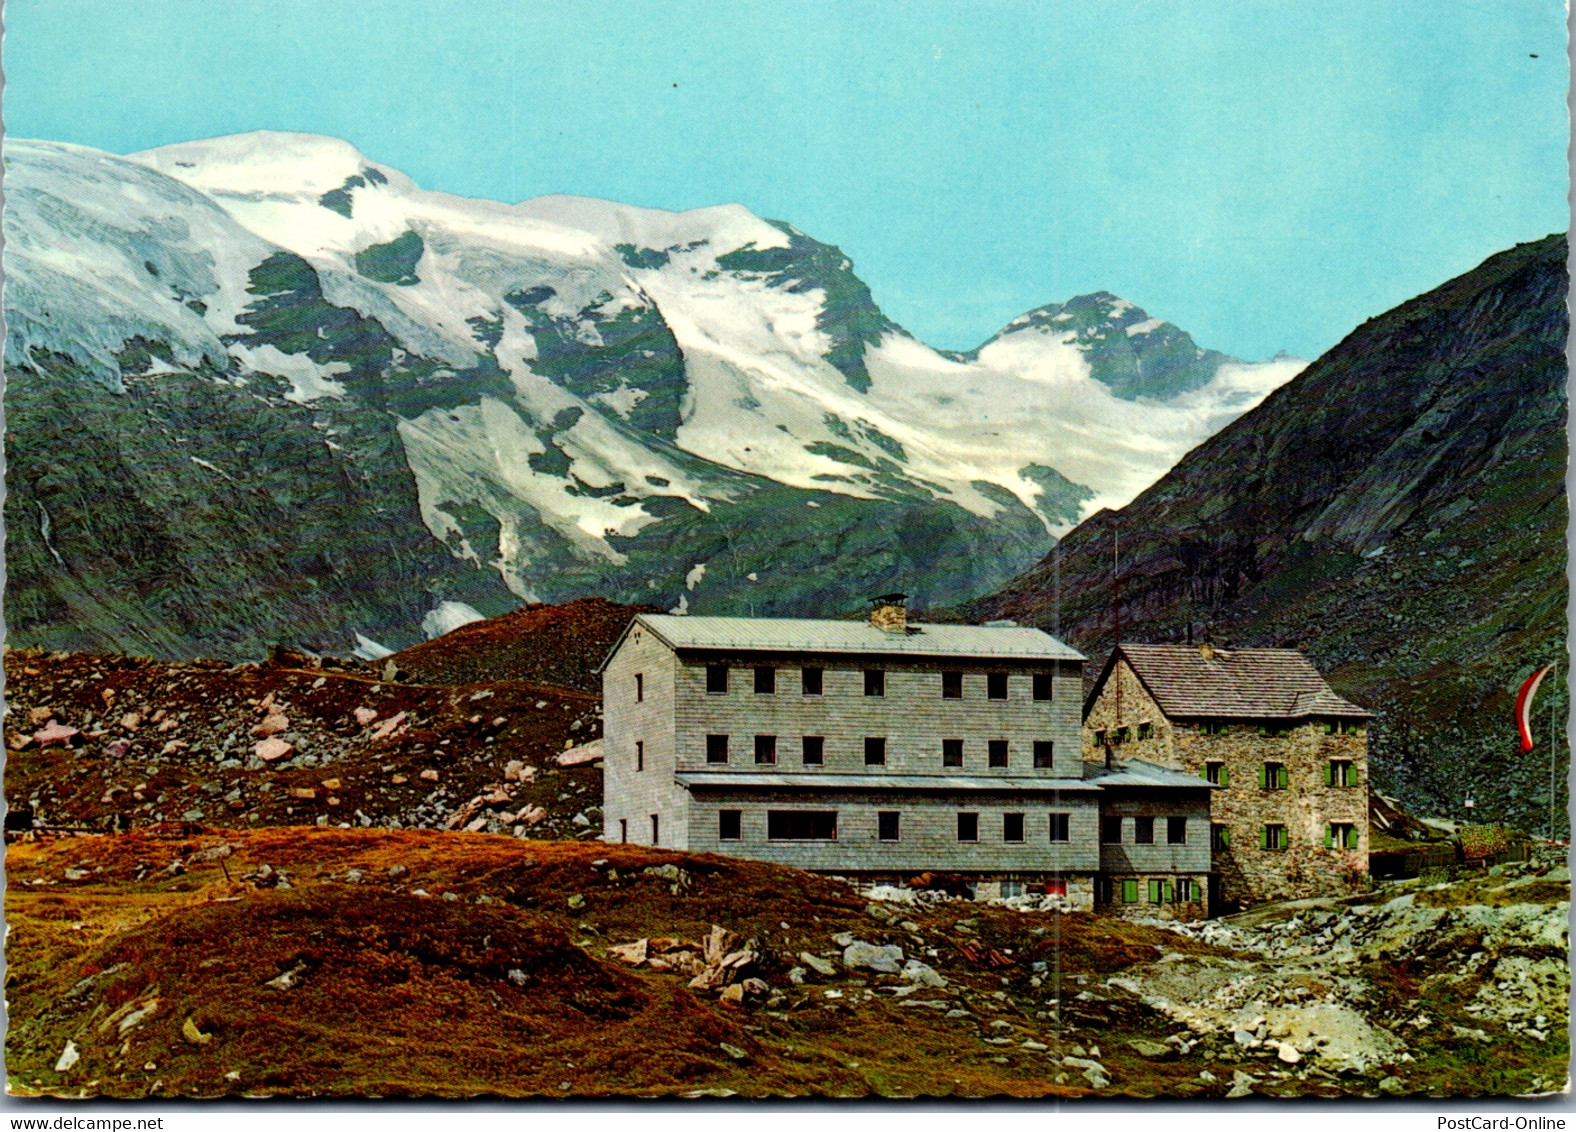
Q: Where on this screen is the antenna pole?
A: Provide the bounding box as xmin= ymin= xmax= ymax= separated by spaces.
xmin=1552 ymin=668 xmax=1559 ymax=841
xmin=1113 ymin=520 xmax=1121 ymax=732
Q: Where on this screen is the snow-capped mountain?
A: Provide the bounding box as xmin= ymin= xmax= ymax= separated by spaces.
xmin=4 ymin=132 xmax=1302 ymax=659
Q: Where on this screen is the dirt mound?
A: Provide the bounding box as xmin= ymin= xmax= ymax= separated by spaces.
xmin=388 ymin=597 xmax=658 ymax=692
xmin=4 ymin=648 xmax=602 ymax=841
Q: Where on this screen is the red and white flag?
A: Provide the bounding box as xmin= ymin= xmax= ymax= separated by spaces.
xmin=1515 ymin=664 xmax=1556 ymax=752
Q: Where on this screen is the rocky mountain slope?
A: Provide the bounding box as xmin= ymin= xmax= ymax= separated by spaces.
xmin=385 ymin=596 xmax=655 ymax=693
xmin=963 ymin=234 xmax=1569 ymax=835
xmin=4 ymin=132 xmax=1300 ymax=659
xmin=3 ymin=646 xmax=606 ymax=843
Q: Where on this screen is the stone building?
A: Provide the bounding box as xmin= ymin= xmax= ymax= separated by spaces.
xmin=600 ymin=599 xmax=1210 ymax=914
xmin=1083 ymin=642 xmax=1371 ymax=908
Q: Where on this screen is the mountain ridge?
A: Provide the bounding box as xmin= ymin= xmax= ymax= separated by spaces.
xmin=960 ymin=233 xmax=1569 ymax=834
xmin=6 ymin=131 xmax=1300 ymax=659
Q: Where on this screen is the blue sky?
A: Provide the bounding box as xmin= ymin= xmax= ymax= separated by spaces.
xmin=6 ymin=0 xmax=1568 ymax=360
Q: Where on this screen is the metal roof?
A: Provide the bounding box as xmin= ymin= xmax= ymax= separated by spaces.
xmin=636 ymin=614 xmax=1085 ymax=661
xmin=1081 ymin=759 xmax=1218 ymax=789
xmin=1097 ymin=644 xmax=1370 ymax=720
xmin=675 ymin=771 xmax=1102 ymax=792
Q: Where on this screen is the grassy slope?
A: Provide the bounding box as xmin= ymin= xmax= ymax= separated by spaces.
xmin=10 ymin=827 xmax=1238 ymax=1100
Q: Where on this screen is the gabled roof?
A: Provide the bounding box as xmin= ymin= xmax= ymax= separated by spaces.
xmin=625 ymin=614 xmax=1085 ymax=662
xmin=1088 ymin=643 xmax=1370 ymax=720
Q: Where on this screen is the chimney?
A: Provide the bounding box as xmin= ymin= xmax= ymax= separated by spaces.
xmin=869 ymin=593 xmax=908 ymax=634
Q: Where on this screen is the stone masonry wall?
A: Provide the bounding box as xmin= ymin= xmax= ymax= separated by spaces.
xmin=1084 ymin=657 xmax=1370 ymax=906
xmin=1094 ymin=872 xmax=1210 ymax=922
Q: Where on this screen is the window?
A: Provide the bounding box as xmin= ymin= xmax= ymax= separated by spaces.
xmin=878 ymin=811 xmax=900 ymax=842
xmin=1094 ymin=877 xmax=1114 ymax=903
xmin=1033 ymin=740 xmax=1055 ymax=768
xmin=988 ymin=740 xmax=1009 ymax=768
xmin=957 ymin=812 xmax=979 ymax=842
xmin=1202 ymin=720 xmax=1226 ymax=736
xmin=864 ymin=737 xmax=887 ymax=766
xmin=1044 ymin=879 xmax=1068 ymax=897
xmin=1101 ymin=816 xmax=1123 ymax=844
xmin=1003 ymin=813 xmax=1025 ymax=842
xmin=1148 ymin=879 xmax=1174 ymax=903
xmin=1094 ymin=729 xmax=1107 ymax=746
xmin=706 ymin=734 xmax=729 ymax=764
xmin=1259 ymin=722 xmax=1291 ymax=738
xmin=1204 ymin=761 xmax=1229 ymax=786
xmin=1134 ymin=816 xmax=1155 ymax=845
xmin=1324 ymin=719 xmax=1360 ymax=735
xmin=1048 ymin=813 xmax=1071 ymax=842
xmin=635 ymin=673 xmax=644 ymax=702
xmin=706 ymin=665 xmax=728 ymax=694
xmin=1121 ymin=879 xmax=1139 ymax=903
xmin=1114 ymin=726 xmax=1131 ymax=744
xmin=1177 ymin=879 xmax=1199 ymax=903
xmin=1327 ymin=759 xmax=1355 ymax=787
xmin=619 ymin=818 xmax=628 ymax=844
xmin=801 ymin=736 xmax=825 ymax=765
xmin=942 ymin=738 xmax=964 ymax=768
xmin=651 ymin=814 xmax=660 ymax=845
xmin=987 ymin=672 xmax=1008 ymax=700
xmin=942 ymin=671 xmax=963 ymax=699
xmin=636 ymin=740 xmax=644 ymax=772
xmin=1033 ymin=673 xmax=1054 ymax=701
xmin=719 ymin=810 xmax=742 ymax=841
xmin=1260 ymin=762 xmax=1288 ymax=790
xmin=1137 ymin=722 xmax=1153 ymax=741
xmin=864 ymin=669 xmax=885 ymax=696
xmin=1327 ymin=822 xmax=1359 ymax=850
xmin=1262 ymin=824 xmax=1289 ymax=850
xmin=754 ymin=666 xmax=776 ymax=694
xmin=767 ymin=811 xmax=837 ymax=840
xmin=801 ymin=667 xmax=823 ymax=696
xmin=754 ymin=734 xmax=777 ymax=765
xmin=1167 ymin=816 xmax=1187 ymax=845
xmin=1211 ymin=823 xmax=1230 ymax=851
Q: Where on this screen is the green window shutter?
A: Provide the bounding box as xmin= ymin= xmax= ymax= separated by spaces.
xmin=1221 ymin=826 xmax=1230 ymax=848
xmin=1325 ymin=762 xmax=1334 ymax=787
xmin=1260 ymin=826 xmax=1269 ymax=850
xmin=1200 ymin=765 xmax=1210 ymax=780
xmin=1278 ymin=765 xmax=1288 ymax=789
xmin=1258 ymin=764 xmax=1267 ymax=789
xmin=1347 ymin=826 xmax=1359 ymax=850
xmin=1220 ymin=766 xmax=1230 ymax=787
xmin=1163 ymin=880 xmax=1174 ymax=903
xmin=1122 ymin=879 xmax=1138 ymax=902
xmin=1325 ymin=824 xmax=1334 ymax=849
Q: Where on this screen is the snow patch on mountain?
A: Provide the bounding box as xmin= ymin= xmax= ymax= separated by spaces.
xmin=421 ymin=601 xmax=487 ymax=639
xmin=11 ymin=131 xmax=1306 ymax=614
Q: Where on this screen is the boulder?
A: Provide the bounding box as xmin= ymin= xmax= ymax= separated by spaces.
xmin=34 ymin=721 xmax=81 ymax=748
xmin=798 ymin=952 xmax=838 ymax=977
xmin=1127 ymin=1039 xmax=1171 ymax=1058
xmin=843 ymin=940 xmax=904 ymax=974
xmin=255 ymin=737 xmax=293 ymax=762
xmin=900 ymin=959 xmax=947 ymax=988
xmin=251 ymin=712 xmax=289 ymax=738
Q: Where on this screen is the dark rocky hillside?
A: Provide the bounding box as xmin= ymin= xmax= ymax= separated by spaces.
xmin=963 ymin=235 xmax=1569 ymax=836
xmin=388 ymin=597 xmax=658 ymax=693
